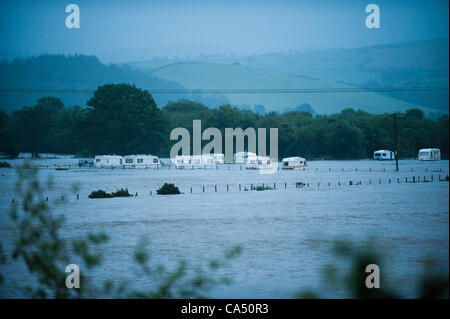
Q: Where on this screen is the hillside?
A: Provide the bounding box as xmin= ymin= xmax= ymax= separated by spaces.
xmin=132 ymin=39 xmax=449 ymax=116
xmin=0 ymin=55 xmax=229 ymax=113
xmin=150 ymin=62 xmax=438 ymax=116
xmin=235 ymin=39 xmax=449 ymax=113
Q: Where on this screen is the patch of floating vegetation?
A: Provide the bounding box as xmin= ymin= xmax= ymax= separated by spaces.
xmin=89 ymin=188 xmax=132 ymax=198
xmin=156 ymin=183 xmax=181 ymax=195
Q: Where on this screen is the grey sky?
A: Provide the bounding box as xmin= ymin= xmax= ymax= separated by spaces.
xmin=0 ymin=0 xmax=448 ymax=62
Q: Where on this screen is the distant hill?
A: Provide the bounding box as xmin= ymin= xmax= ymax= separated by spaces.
xmin=149 ymin=61 xmax=438 ymax=116
xmin=132 ymin=39 xmax=449 ymax=116
xmin=0 ymin=55 xmax=229 ymax=112
xmin=234 ymin=39 xmax=449 ymax=114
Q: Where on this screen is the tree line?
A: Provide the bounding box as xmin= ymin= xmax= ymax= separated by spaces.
xmin=0 ymin=83 xmax=448 ymax=160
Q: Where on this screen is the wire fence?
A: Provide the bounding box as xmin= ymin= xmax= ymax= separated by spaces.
xmin=9 ymin=174 xmax=449 ymax=204
xmin=22 ymin=163 xmax=450 ymax=174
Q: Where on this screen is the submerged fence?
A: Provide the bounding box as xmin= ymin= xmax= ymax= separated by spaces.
xmin=9 ymin=174 xmax=449 ymax=204
xmin=25 ymin=163 xmax=449 ymax=174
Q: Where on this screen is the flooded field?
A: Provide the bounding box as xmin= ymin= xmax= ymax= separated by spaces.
xmin=0 ymin=159 xmax=448 ymax=298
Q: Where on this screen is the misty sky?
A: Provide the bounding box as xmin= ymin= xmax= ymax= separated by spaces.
xmin=0 ymin=0 xmax=448 ymax=62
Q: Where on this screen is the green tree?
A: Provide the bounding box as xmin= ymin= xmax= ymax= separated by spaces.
xmin=77 ymin=84 xmax=166 ymax=156
xmin=0 ymin=110 xmax=18 ymax=157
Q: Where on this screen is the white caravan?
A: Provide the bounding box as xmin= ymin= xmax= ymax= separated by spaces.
xmin=418 ymin=148 xmax=441 ymax=161
xmin=245 ymin=155 xmax=271 ymax=170
xmin=94 ymin=155 xmax=123 ymax=168
xmin=234 ymin=151 xmax=257 ymax=164
xmin=201 ymin=154 xmax=216 ymax=167
xmin=174 ymin=154 xmax=216 ymax=169
xmin=174 ymin=155 xmax=190 ymax=169
xmin=373 ymin=150 xmax=395 ymax=161
xmin=211 ymin=153 xmax=225 ymax=164
xmin=123 ymin=155 xmax=160 ymax=168
xmin=282 ymin=157 xmax=307 ymax=170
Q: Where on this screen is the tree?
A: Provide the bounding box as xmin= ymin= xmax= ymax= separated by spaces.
xmin=0 ymin=110 xmax=18 ymax=158
xmin=77 ymin=84 xmax=167 ymax=155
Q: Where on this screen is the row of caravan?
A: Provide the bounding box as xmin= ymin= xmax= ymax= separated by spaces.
xmin=373 ymin=148 xmax=441 ymax=161
xmin=94 ymin=155 xmax=160 ymax=168
xmin=175 ymin=153 xmax=307 ymax=170
xmin=93 ymin=152 xmax=308 ymax=170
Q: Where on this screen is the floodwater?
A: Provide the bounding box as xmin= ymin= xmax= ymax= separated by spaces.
xmin=0 ymin=159 xmax=448 ymax=298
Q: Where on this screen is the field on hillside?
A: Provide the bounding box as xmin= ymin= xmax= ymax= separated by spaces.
xmin=147 ymin=62 xmax=436 ymax=115
xmin=131 ymin=39 xmax=449 ymax=115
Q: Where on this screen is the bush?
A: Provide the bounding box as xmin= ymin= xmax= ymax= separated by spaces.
xmin=255 ymin=185 xmax=273 ymax=191
xmin=157 ymin=183 xmax=181 ymax=195
xmin=89 ymin=189 xmax=111 ymax=198
xmin=88 ymin=188 xmax=132 ymax=198
xmin=0 ymin=161 xmax=11 ymax=168
xmin=111 ymin=188 xmax=132 ymax=197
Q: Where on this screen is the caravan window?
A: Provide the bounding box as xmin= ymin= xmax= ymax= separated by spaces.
xmin=382 ymin=153 xmax=386 ymax=157
xmin=125 ymin=159 xmax=133 ymax=164
xmin=96 ymin=159 xmax=100 ymax=162
xmin=419 ymin=151 xmax=429 ymax=156
xmin=137 ymin=158 xmax=143 ymax=163
xmin=153 ymin=158 xmax=158 ymax=163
